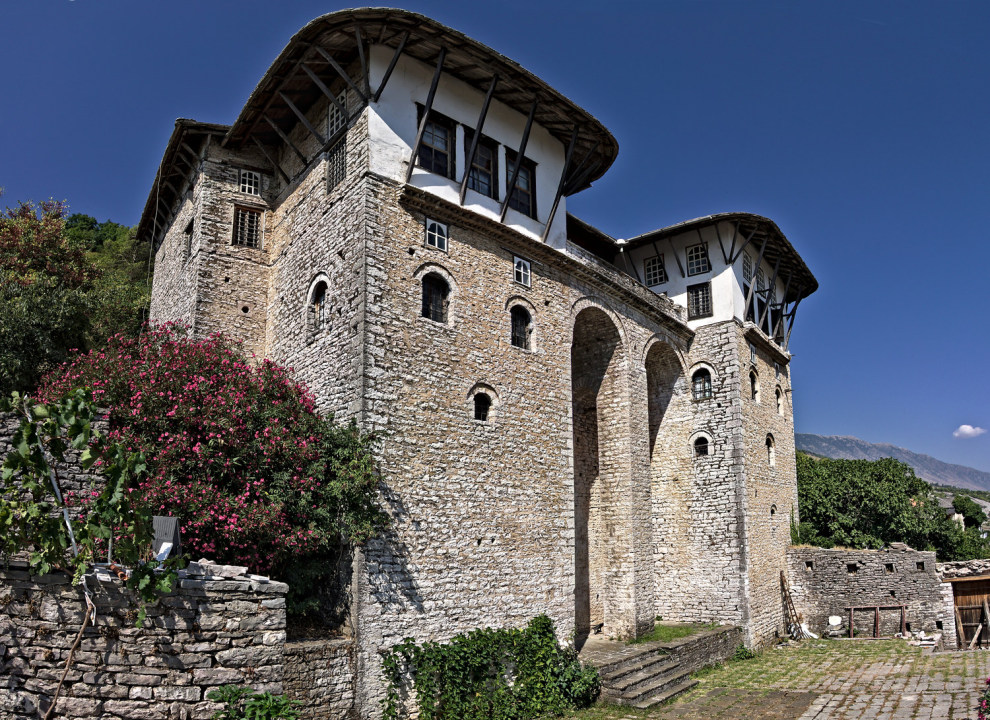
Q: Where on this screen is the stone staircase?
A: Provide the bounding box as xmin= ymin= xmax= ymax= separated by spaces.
xmin=579 ymin=625 xmax=742 ymax=710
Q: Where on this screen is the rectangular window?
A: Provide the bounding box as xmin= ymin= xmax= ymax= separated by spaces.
xmin=232 ymin=207 xmax=262 ymax=248
xmin=425 ymin=218 xmax=448 ymax=251
xmin=743 ymin=252 xmax=753 ymax=284
xmin=326 ymin=137 xmax=346 ymax=191
xmin=328 ymin=91 xmax=347 ymax=137
xmin=183 ymin=219 xmax=193 ymax=257
xmin=506 ymin=151 xmax=537 ymax=219
xmin=239 ymin=170 xmax=260 ymax=196
xmin=417 ymin=110 xmax=455 ymax=179
xmin=756 ymin=267 xmax=766 ymax=292
xmin=464 ymin=132 xmax=498 ymax=200
xmin=514 ymin=256 xmax=531 ymax=287
xmin=750 ymin=343 xmax=757 ymax=364
xmin=686 ymin=243 xmax=710 ymax=276
xmin=687 ymin=282 xmax=713 ymax=320
xmin=644 ymin=255 xmax=667 ymax=286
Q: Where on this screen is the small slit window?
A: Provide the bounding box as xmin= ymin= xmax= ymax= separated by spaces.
xmin=473 ymin=393 xmax=491 ymax=422
xmin=510 ymin=306 xmax=532 ymax=350
xmin=233 ymin=207 xmax=262 ymax=248
xmin=425 ymin=219 xmax=448 ymax=252
xmin=687 ymin=282 xmax=713 ymax=320
xmin=750 ymin=371 xmax=760 ymax=402
xmin=421 ymin=273 xmax=449 ymax=324
xmin=308 ymin=281 xmax=329 ymax=333
xmin=766 ymin=434 xmax=775 ymax=466
xmin=327 ymin=138 xmax=347 ymax=191
xmin=514 ymin=257 xmax=531 ymax=287
xmin=239 ymin=170 xmax=261 ymax=196
xmin=686 ymin=243 xmax=711 ymax=276
xmin=645 ymin=255 xmax=667 ymax=286
xmin=691 ymin=369 xmax=712 ymax=400
xmin=183 ymin=219 xmax=193 ymax=257
xmin=776 ymin=387 xmax=784 ymax=415
xmin=693 ymin=436 xmax=709 ymax=457
xmin=749 ymin=343 xmax=757 ymax=364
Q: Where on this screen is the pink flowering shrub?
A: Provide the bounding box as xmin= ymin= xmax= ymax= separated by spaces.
xmin=980 ymin=675 xmax=990 ymax=720
xmin=40 ymin=324 xmax=387 ymax=615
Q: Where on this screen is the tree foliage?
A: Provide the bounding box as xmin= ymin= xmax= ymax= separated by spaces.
xmin=953 ymin=494 xmax=987 ymax=529
xmin=0 ymin=202 xmax=150 ymax=396
xmin=795 ymin=452 xmax=990 ymax=561
xmin=38 ymin=324 xmax=388 ymax=615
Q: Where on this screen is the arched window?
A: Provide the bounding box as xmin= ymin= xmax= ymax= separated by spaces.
xmin=775 ymin=387 xmax=784 ymax=416
xmin=766 ymin=434 xmax=775 ymax=466
xmin=421 ymin=273 xmax=449 ymax=323
xmin=474 ymin=393 xmax=491 ymax=422
xmin=694 ymin=436 xmax=709 ymax=457
xmin=691 ymin=369 xmax=712 ymax=400
xmin=750 ymin=370 xmax=760 ymax=402
xmin=510 ymin=306 xmax=532 ymax=350
xmin=308 ymin=280 xmax=329 ymax=332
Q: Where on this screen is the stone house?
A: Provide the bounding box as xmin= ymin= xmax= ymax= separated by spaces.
xmin=138 ymin=8 xmax=817 ymax=714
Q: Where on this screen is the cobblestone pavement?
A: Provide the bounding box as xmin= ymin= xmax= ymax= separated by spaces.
xmin=577 ymin=640 xmax=990 ymax=720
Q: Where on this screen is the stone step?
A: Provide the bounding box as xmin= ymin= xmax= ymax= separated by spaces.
xmin=618 ymin=668 xmax=696 ymax=707
xmin=628 ymin=677 xmax=699 ymax=710
xmin=600 ymin=652 xmax=677 ymax=684
xmin=601 ymin=659 xmax=681 ymax=697
xmin=594 ymin=646 xmax=669 ymax=676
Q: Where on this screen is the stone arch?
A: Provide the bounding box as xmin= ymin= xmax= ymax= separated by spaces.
xmin=569 ymin=296 xmax=629 ymax=348
xmin=645 ymin=341 xmax=684 ymax=458
xmin=414 ymin=262 xmax=458 ymax=326
xmin=571 ymin=305 xmax=629 ymax=644
xmin=506 ymin=296 xmax=537 ymax=351
xmin=304 ymin=272 xmax=332 ymax=333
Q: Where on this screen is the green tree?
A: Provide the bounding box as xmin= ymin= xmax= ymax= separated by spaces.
xmin=952 ymin=494 xmax=987 ymax=529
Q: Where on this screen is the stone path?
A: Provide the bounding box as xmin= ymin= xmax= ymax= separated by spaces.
xmin=577 ymin=640 xmax=990 ymax=720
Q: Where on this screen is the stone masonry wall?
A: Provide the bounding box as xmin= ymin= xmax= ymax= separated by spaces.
xmin=786 ymin=546 xmax=945 ymax=637
xmin=282 ymin=639 xmax=356 ymax=719
xmin=0 ymin=560 xmax=287 ymax=719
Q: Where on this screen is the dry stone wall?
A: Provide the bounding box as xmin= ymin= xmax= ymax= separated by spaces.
xmin=282 ymin=639 xmax=356 ymax=719
xmin=0 ymin=560 xmax=287 ymax=720
xmin=786 ymin=546 xmax=946 ymax=638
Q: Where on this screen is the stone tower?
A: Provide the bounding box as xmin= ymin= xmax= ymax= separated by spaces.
xmin=140 ymin=8 xmax=817 ymax=715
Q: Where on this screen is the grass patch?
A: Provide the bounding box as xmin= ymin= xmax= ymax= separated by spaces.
xmin=632 ymin=621 xmax=718 ymax=644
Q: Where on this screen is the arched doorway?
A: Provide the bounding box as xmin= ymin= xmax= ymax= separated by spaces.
xmin=571 ymin=307 xmax=628 ymax=644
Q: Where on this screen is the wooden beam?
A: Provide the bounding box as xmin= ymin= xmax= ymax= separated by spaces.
xmin=562 ymin=140 xmax=601 ymax=195
xmin=726 ymin=222 xmax=740 ymax=262
xmin=500 ymin=98 xmax=539 ymax=222
xmin=620 ymin=248 xmax=642 ymax=284
xmin=373 ymin=30 xmax=409 ymax=102
xmin=263 ymin=115 xmax=308 ymax=166
xmin=759 ymin=256 xmax=781 ymax=329
xmin=711 ymin=224 xmax=730 ymax=265
xmin=773 ymin=272 xmax=793 ymax=340
xmin=955 ymin=606 xmax=965 ymax=648
xmin=783 ymin=296 xmax=803 ymax=350
xmin=405 ymin=47 xmax=447 ymax=183
xmin=541 ymin=125 xmax=579 ymax=242
xmin=667 ymin=237 xmax=685 ymax=279
xmin=354 ymin=26 xmax=370 ymax=99
xmin=301 ymin=63 xmax=348 ymax=122
xmin=743 ymin=235 xmax=769 ymax=322
xmin=730 ymin=227 xmax=758 ymax=263
xmin=459 ymin=75 xmax=499 ymax=205
xmin=313 ymin=44 xmax=368 ymax=102
xmin=280 ymin=91 xmax=327 ymax=146
xmin=252 ymin=137 xmax=291 ymax=185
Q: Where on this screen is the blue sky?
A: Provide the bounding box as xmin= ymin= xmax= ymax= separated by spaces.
xmin=2 ymin=1 xmax=988 ymax=470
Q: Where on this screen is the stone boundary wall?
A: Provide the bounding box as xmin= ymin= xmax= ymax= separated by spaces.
xmin=283 ymin=638 xmax=356 ymax=719
xmin=662 ymin=625 xmax=744 ymax=671
xmin=0 ymin=560 xmax=287 ymax=719
xmin=786 ymin=546 xmax=946 ymax=638
xmin=938 ymin=558 xmax=990 ymax=581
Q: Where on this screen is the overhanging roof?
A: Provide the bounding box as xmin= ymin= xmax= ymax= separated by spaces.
xmin=625 ymin=212 xmax=818 ymax=303
xmin=223 ymin=8 xmax=618 ymax=193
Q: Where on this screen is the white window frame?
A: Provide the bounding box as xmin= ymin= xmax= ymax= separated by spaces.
xmin=239 ymin=170 xmax=261 ymax=196
xmin=328 ymin=91 xmax=347 ymax=136
xmin=686 ymin=243 xmax=711 ymax=276
xmin=743 ymin=252 xmax=753 ymax=284
xmin=645 ymin=254 xmax=667 ymax=286
xmin=513 ymin=256 xmax=531 ymax=287
xmin=425 ymin=218 xmax=448 ymax=252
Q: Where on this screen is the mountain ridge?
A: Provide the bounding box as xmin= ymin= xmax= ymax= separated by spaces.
xmin=795 ymin=433 xmax=990 ymax=493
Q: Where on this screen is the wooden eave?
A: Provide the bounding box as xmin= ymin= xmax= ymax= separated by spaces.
xmin=625 ymin=212 xmax=819 ymax=304
xmin=137 ymin=119 xmax=229 ymax=251
xmin=222 ymin=8 xmax=618 ymax=193
xmin=566 ymin=213 xmax=620 ymax=262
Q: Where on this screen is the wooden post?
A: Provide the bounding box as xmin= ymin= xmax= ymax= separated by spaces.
xmin=459 ymin=75 xmax=499 ymax=205
xmin=849 ymin=607 xmax=854 ymax=638
xmin=874 ymin=606 xmax=879 ymax=639
xmin=955 ymin=606 xmax=965 ymax=648
xmin=405 ymin=47 xmax=447 ymax=183
xmin=500 ymin=98 xmax=539 ymax=222
xmin=373 ymin=31 xmax=410 ymax=102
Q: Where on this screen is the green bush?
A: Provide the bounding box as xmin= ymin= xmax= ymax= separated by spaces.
xmin=381 ymin=615 xmax=600 ymax=720
xmin=206 ymin=685 xmax=300 ymax=720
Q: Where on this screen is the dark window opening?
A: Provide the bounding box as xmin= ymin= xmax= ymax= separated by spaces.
xmin=936 ymin=620 xmax=943 ymax=630
xmin=750 ymin=371 xmax=760 ymax=402
xmin=805 ymin=561 xmax=814 ymax=572
xmin=233 ymin=207 xmax=262 ymax=248
xmin=687 ymin=282 xmax=713 ymax=320
xmin=308 ymin=281 xmax=328 ymax=333
xmin=885 ymin=563 xmax=894 ymax=574
xmin=506 ymin=151 xmax=537 ymax=219
xmin=694 ymin=437 xmax=709 ymax=457
xmin=847 ymin=563 xmax=858 ymax=574
xmin=183 ymin=219 xmax=193 ymax=257
xmin=465 ymin=132 xmax=498 ymax=200
xmin=421 ymin=273 xmax=449 ymax=323
xmin=474 ymin=393 xmax=491 ymax=422
xmin=916 ymin=561 xmax=925 ymax=571
xmin=510 ymin=306 xmax=532 ymax=350
xmin=327 ymin=137 xmax=347 ymax=191
xmin=691 ymin=369 xmax=712 ymax=400
xmin=417 ymin=110 xmax=455 ymax=179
